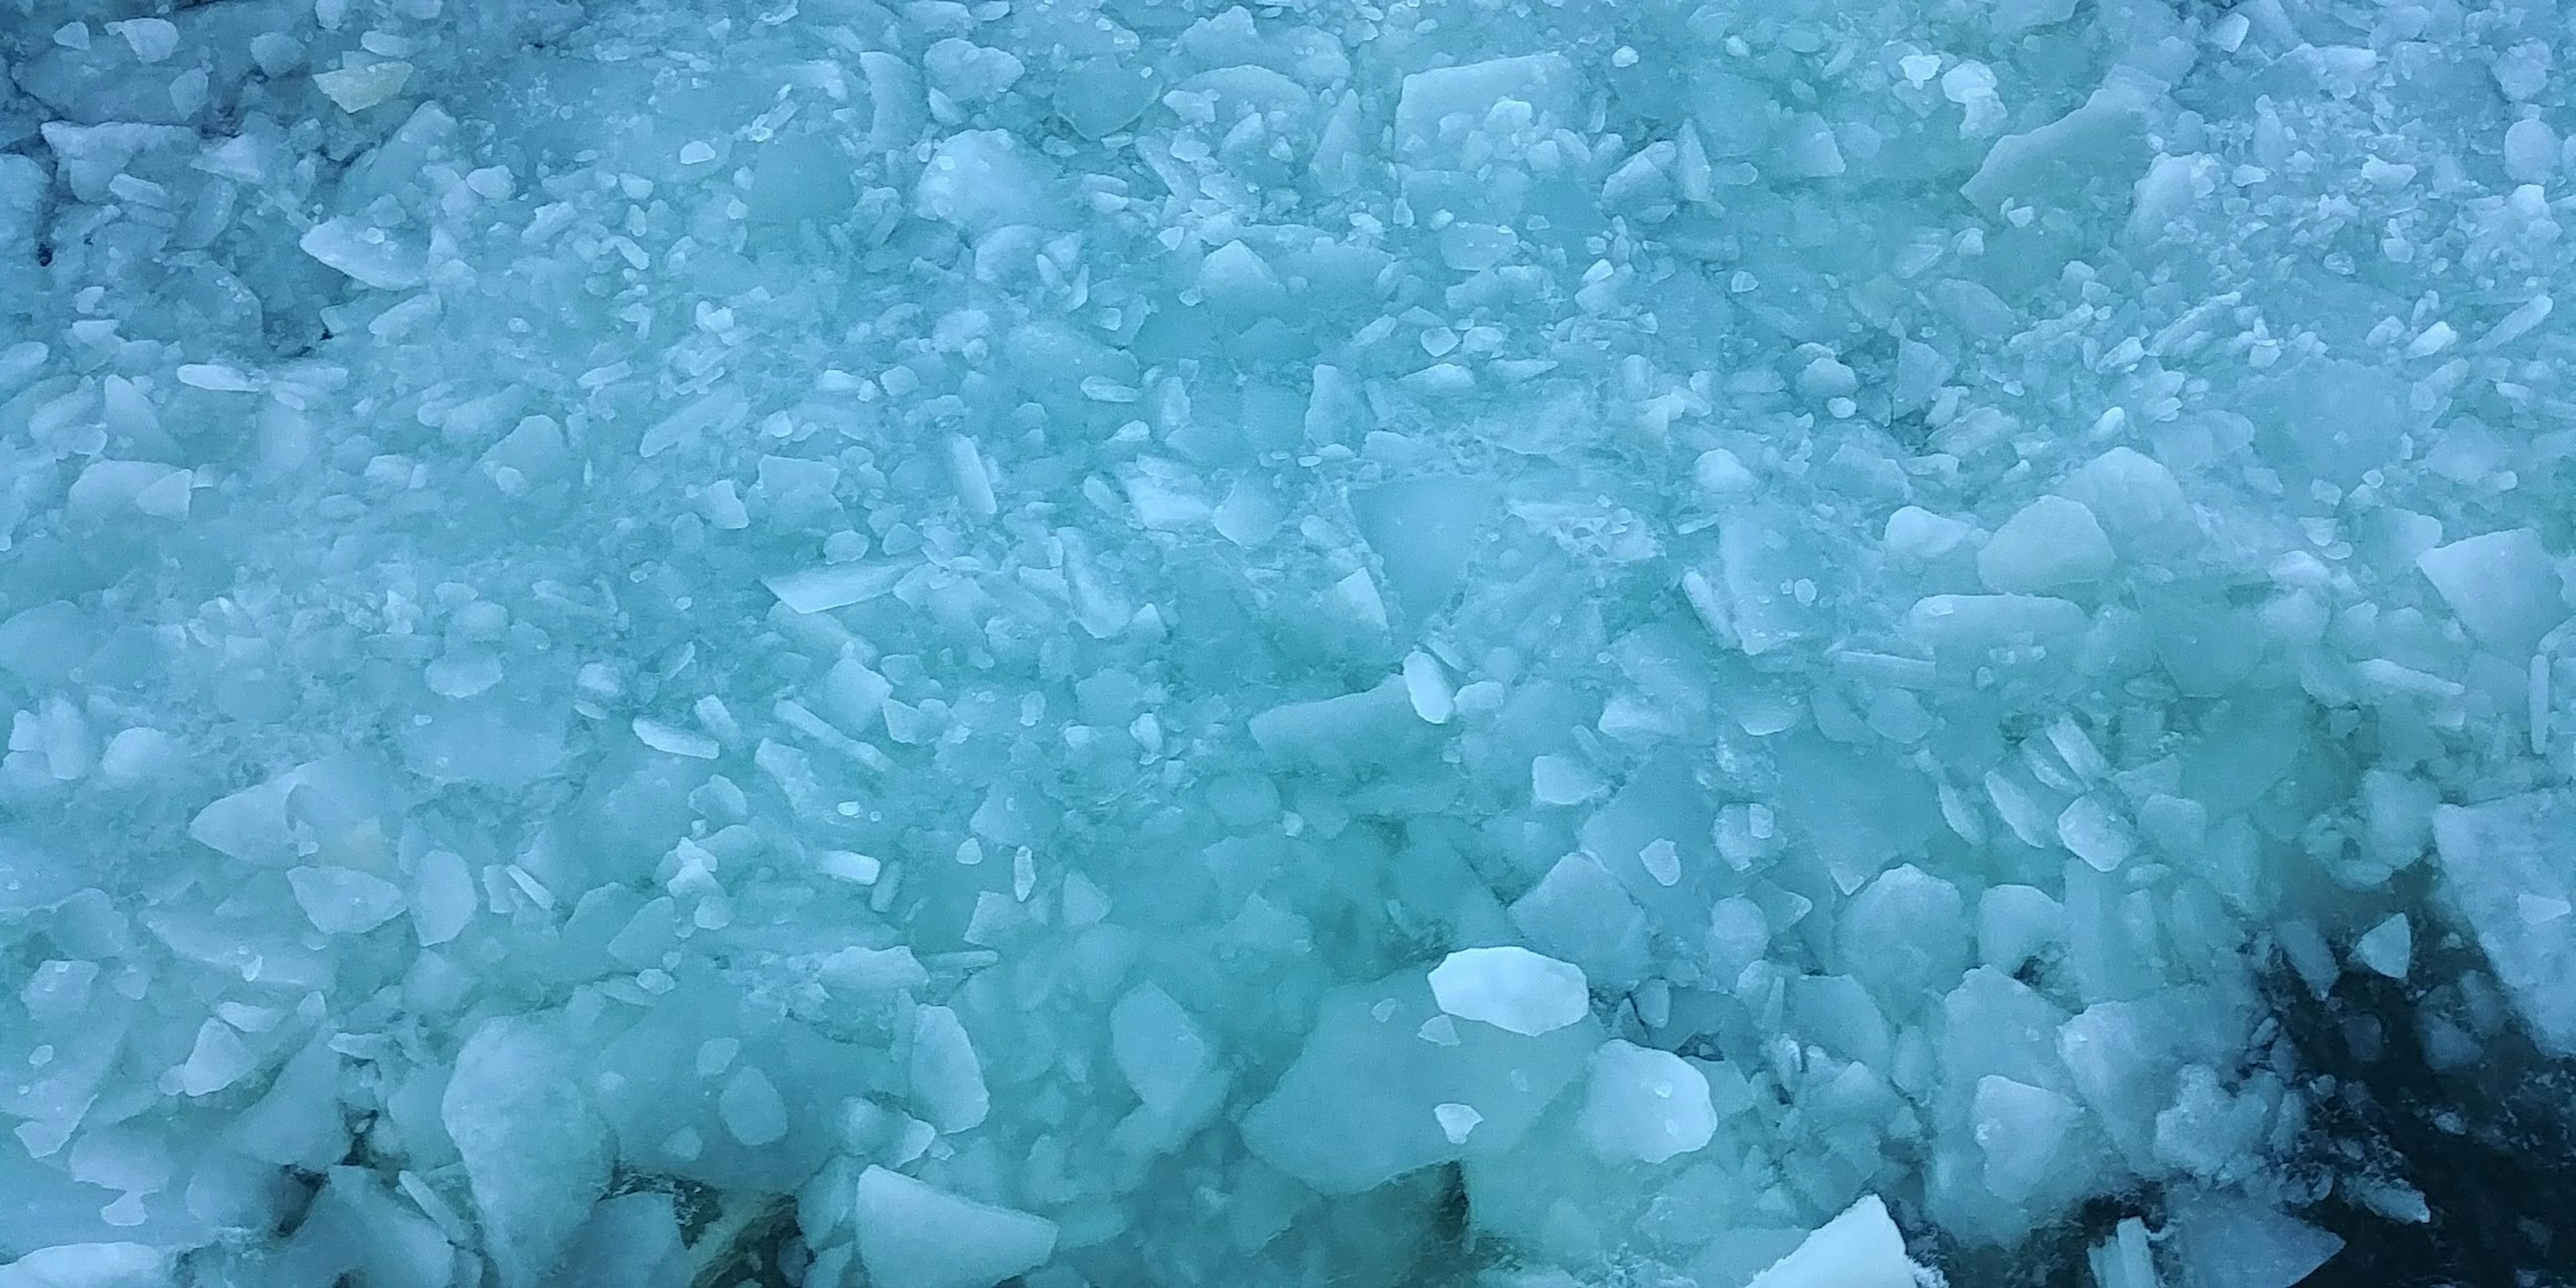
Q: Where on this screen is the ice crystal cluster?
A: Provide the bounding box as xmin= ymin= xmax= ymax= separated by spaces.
xmin=1 ymin=0 xmax=2574 ymax=1285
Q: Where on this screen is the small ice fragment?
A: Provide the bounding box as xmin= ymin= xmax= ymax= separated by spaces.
xmin=2418 ymin=529 xmax=2563 ymax=653
xmin=631 ymin=718 xmax=719 ymax=760
xmin=1433 ymin=1103 xmax=1483 ymax=1144
xmin=1428 ymin=947 xmax=1589 ymax=1036
xmin=109 ymin=17 xmax=179 ymax=62
xmin=1531 ymin=755 xmax=1604 ymax=806
xmin=765 ymin=561 xmax=910 ymax=613
xmin=1401 ymin=651 xmax=1455 ymax=724
xmin=314 ymin=61 xmax=413 ymax=112
xmin=718 ymin=1067 xmax=789 ymax=1146
xmin=1110 ymin=983 xmax=1214 ymax=1112
xmin=2353 ymin=914 xmax=2412 ymax=980
xmin=2057 ymin=794 xmax=2139 ymax=872
xmin=299 ymin=217 xmax=424 ymax=289
xmin=1640 ymin=838 xmax=1683 ymax=887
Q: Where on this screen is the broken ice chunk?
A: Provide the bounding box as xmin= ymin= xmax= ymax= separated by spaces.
xmin=1238 ymin=970 xmax=1598 ymax=1193
xmin=909 ymin=1006 xmax=989 ymax=1134
xmin=1110 ymin=983 xmax=1214 ymax=1113
xmin=718 ymin=1067 xmax=789 ymax=1147
xmin=1395 ymin=54 xmax=1578 ymax=156
xmin=1744 ymin=1195 xmax=1927 ymax=1288
xmin=299 ymin=217 xmax=425 ymax=290
xmin=443 ymin=1014 xmax=612 ymax=1288
xmin=1979 ymin=496 xmax=2114 ymax=593
xmin=2416 ymin=528 xmax=2563 ymax=653
xmin=1838 ymin=865 xmax=1970 ymax=1004
xmin=764 ymin=561 xmax=910 ymax=614
xmin=1350 ymin=476 xmax=1498 ymax=627
xmin=1429 ymin=947 xmax=1589 ymax=1036
xmin=287 ymin=865 xmax=406 ymax=934
xmin=1972 ymin=1075 xmax=2084 ymax=1203
xmin=1508 ymin=853 xmax=1650 ymax=991
xmin=2432 ymin=792 xmax=2576 ymax=1055
xmin=2057 ymin=794 xmax=2139 ymax=872
xmin=852 ymin=1167 xmax=1057 ymax=1288
xmin=1433 ymin=1103 xmax=1483 ymax=1144
xmin=1196 ymin=241 xmax=1287 ymax=315
xmin=2165 ymin=1193 xmax=2344 ymax=1288
xmin=1960 ymin=72 xmax=2154 ymax=220
xmin=2352 ymin=914 xmax=2412 ymax=980
xmin=314 ymin=61 xmax=413 ymax=112
xmin=914 ymin=130 xmax=1060 ymax=233
xmin=1575 ymin=1040 xmax=1717 ymax=1165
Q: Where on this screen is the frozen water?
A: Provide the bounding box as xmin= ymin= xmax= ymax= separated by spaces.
xmin=1428 ymin=947 xmax=1591 ymax=1037
xmin=2 ymin=0 xmax=2567 ymax=1282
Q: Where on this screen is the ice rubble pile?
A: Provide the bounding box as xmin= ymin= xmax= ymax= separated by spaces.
xmin=1 ymin=0 xmax=2573 ymax=1285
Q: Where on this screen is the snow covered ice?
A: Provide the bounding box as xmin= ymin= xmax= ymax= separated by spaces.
xmin=9 ymin=0 xmax=2576 ymax=1285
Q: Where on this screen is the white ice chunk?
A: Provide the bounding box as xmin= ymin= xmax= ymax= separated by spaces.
xmin=1428 ymin=947 xmax=1590 ymax=1036
xmin=851 ymin=1167 xmax=1057 ymax=1288
xmin=1575 ymin=1040 xmax=1717 ymax=1164
xmin=1395 ymin=54 xmax=1579 ymax=155
xmin=1197 ymin=241 xmax=1287 ymax=314
xmin=1745 ymin=1195 xmax=1924 ymax=1288
xmin=1433 ymin=1103 xmax=1483 ymax=1144
xmin=287 ymin=865 xmax=406 ymax=934
xmin=1980 ymin=496 xmax=2115 ymax=593
xmin=2352 ymin=914 xmax=2412 ymax=980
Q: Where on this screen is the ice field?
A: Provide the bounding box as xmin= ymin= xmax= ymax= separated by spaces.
xmin=4 ymin=0 xmax=2576 ymax=1285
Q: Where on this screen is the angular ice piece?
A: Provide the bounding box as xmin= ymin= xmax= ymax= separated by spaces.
xmin=2432 ymin=792 xmax=2576 ymax=1055
xmin=1904 ymin=594 xmax=2088 ymax=672
xmin=765 ymin=561 xmax=910 ymax=614
xmin=909 ymin=1006 xmax=989 ymax=1134
xmin=2352 ymin=914 xmax=2412 ymax=980
xmin=1979 ymin=496 xmax=2114 ymax=592
xmin=1239 ymin=970 xmax=1597 ymax=1192
xmin=443 ymin=1014 xmax=611 ymax=1288
xmin=1504 ymin=850 xmax=1648 ymax=989
xmin=1395 ymin=54 xmax=1578 ymax=155
xmin=1960 ymin=72 xmax=2154 ymax=219
xmin=718 ymin=1067 xmax=789 ymax=1146
xmin=287 ymin=865 xmax=406 ymax=934
xmin=852 ymin=1167 xmax=1057 ymax=1288
xmin=1350 ymin=476 xmax=1498 ymax=626
xmin=1972 ymin=1076 xmax=2082 ymax=1203
xmin=1718 ymin=504 xmax=1828 ymax=655
xmin=1433 ymin=1103 xmax=1482 ymax=1144
xmin=1837 ymin=865 xmax=1970 ymax=1005
xmin=914 ymin=130 xmax=1059 ymax=233
xmin=2165 ymin=1192 xmax=2343 ymax=1288
xmin=1994 ymin=0 xmax=2077 ymax=34
xmin=1576 ymin=1040 xmax=1716 ymax=1164
xmin=1196 ymin=241 xmax=1286 ymax=315
xmin=299 ymin=217 xmax=425 ymax=290
xmin=1428 ymin=946 xmax=1589 ymax=1036
xmin=1745 ymin=1195 xmax=1925 ymax=1288
xmin=1110 ymin=983 xmax=1213 ymax=1112
xmin=314 ymin=61 xmax=413 ymax=112
xmin=2057 ymin=794 xmax=2139 ymax=872
xmin=2416 ymin=528 xmax=2563 ymax=653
